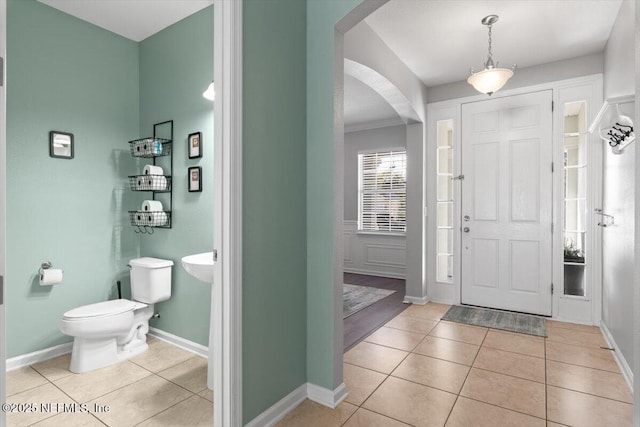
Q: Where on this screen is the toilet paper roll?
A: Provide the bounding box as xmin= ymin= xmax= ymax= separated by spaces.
xmin=142 ymin=200 xmax=163 ymax=212
xmin=143 ymin=165 xmax=163 ymax=176
xmin=134 ymin=211 xmax=147 ymax=226
xmin=147 ymin=212 xmax=168 ymax=226
xmin=147 ymin=176 xmax=168 ymax=191
xmin=40 ymin=268 xmax=63 ymax=286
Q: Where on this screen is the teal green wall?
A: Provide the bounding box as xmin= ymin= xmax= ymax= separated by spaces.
xmin=6 ymin=0 xmax=140 ymax=357
xmin=6 ymin=1 xmax=214 ymax=357
xmin=305 ymin=0 xmax=360 ymax=390
xmin=139 ymin=6 xmax=214 ymax=347
xmin=242 ymin=0 xmax=307 ymax=422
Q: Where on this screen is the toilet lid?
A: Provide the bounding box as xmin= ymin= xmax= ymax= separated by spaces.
xmin=63 ymin=299 xmax=137 ymax=319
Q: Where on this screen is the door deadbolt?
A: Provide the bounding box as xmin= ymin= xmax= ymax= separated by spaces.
xmin=463 ymin=215 xmax=470 ymax=222
xmin=463 ymin=227 xmax=470 ymax=233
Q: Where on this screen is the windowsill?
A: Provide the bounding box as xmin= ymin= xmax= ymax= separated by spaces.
xmin=357 ymin=230 xmax=406 ymax=237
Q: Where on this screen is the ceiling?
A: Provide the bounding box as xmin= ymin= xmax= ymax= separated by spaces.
xmin=38 ymin=0 xmax=213 ymax=42
xmin=344 ymin=74 xmax=402 ymax=129
xmin=364 ymin=0 xmax=623 ymax=87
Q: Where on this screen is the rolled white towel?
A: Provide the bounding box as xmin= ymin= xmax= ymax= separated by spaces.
xmin=142 ymin=200 xmax=163 ymax=212
xmin=147 ymin=211 xmax=168 ymax=227
xmin=148 ymin=176 xmax=168 ymax=191
xmin=143 ymin=165 xmax=163 ymax=175
xmin=134 ymin=211 xmax=147 ymax=226
xmin=135 ymin=176 xmax=146 ymax=190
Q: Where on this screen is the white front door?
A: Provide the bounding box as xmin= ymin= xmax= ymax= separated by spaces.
xmin=461 ymin=91 xmax=553 ymax=316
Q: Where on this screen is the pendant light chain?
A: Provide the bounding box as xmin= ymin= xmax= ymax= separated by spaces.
xmin=487 ymin=24 xmax=493 ymax=63
xmin=467 ymin=14 xmax=515 ymax=95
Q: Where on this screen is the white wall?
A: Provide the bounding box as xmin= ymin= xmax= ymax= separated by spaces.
xmin=345 ymin=21 xmax=427 ymax=299
xmin=428 ymin=53 xmax=604 ymax=103
xmin=604 ymin=0 xmax=635 ymax=98
xmin=344 ymin=125 xmax=407 ymax=278
xmin=601 ymin=0 xmax=635 ymax=380
xmin=344 ymin=22 xmax=427 ymax=119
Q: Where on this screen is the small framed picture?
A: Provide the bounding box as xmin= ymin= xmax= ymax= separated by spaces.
xmin=49 ymin=131 xmax=74 ymax=159
xmin=188 ymin=166 xmax=202 ymax=192
xmin=188 ymin=132 xmax=202 ymax=159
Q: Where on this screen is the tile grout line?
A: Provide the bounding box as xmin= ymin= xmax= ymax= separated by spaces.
xmin=13 ymin=346 xmax=210 ymax=427
xmin=441 ymin=323 xmax=488 ymax=427
xmin=342 ymin=315 xmax=447 ymax=427
xmin=544 ymin=335 xmax=548 ymax=423
xmin=20 ymin=367 xmax=108 ymax=427
xmin=547 ymin=324 xmax=603 ymax=335
xmin=18 ymin=367 xmax=74 ymax=427
xmin=456 ymin=395 xmax=548 ymax=423
xmin=131 ymin=388 xmax=196 ymax=427
xmin=546 ymin=383 xmax=635 ymax=406
xmin=546 ymin=358 xmax=628 ymax=375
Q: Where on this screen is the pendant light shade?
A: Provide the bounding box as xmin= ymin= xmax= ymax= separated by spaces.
xmin=203 ymin=81 xmax=215 ymax=101
xmin=467 ymin=15 xmax=515 ymax=96
xmin=467 ymin=67 xmax=513 ymax=95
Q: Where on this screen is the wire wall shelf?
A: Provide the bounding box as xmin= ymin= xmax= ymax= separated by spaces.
xmin=128 ymin=137 xmax=172 ymax=158
xmin=129 ymin=210 xmax=172 ymax=229
xmin=128 ymin=175 xmax=172 ymax=192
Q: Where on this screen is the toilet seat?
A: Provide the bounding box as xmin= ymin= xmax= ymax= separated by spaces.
xmin=63 ymin=299 xmax=142 ymax=320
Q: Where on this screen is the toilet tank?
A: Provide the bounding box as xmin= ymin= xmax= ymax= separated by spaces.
xmin=129 ymin=257 xmax=173 ymax=304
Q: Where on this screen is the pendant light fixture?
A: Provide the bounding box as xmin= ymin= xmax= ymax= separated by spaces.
xmin=203 ymin=81 xmax=215 ymax=101
xmin=467 ymin=15 xmax=516 ymax=96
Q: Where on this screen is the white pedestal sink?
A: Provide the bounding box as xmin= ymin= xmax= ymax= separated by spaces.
xmin=181 ymin=251 xmax=216 ymax=389
xmin=181 ymin=252 xmax=215 ymax=283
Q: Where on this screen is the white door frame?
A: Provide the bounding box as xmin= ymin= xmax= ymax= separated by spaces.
xmin=426 ymin=74 xmax=603 ymax=325
xmin=213 ymin=1 xmax=243 ymax=426
xmin=0 ymin=2 xmax=241 ymax=425
xmin=0 ymin=0 xmax=6 ymax=424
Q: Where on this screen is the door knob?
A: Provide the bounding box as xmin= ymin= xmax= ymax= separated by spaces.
xmin=463 ymin=215 xmax=470 ymax=222
xmin=463 ymin=227 xmax=470 ymax=233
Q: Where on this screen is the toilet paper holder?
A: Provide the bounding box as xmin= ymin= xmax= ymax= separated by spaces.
xmin=39 ymin=261 xmax=52 ymax=275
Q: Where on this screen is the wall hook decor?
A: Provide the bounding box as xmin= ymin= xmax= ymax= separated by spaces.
xmin=589 ymin=96 xmax=635 ymax=154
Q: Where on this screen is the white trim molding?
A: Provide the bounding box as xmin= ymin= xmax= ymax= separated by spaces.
xmin=244 ymin=384 xmax=307 ymax=427
xmin=345 ymin=117 xmax=406 ymax=134
xmin=148 ymin=327 xmax=208 ymax=359
xmin=214 ymin=0 xmax=243 ymax=426
xmin=244 ymin=382 xmax=348 ymax=427
xmin=6 ymin=330 xmax=210 ymax=373
xmin=307 ymin=382 xmax=348 ymax=408
xmin=343 ymin=220 xmax=406 ymax=279
xmin=600 ymin=323 xmax=633 ymax=391
xmin=403 ymin=295 xmax=429 ymax=305
xmin=6 ymin=342 xmax=72 ymax=372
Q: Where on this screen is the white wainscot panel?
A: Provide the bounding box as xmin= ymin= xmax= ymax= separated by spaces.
xmin=343 ymin=221 xmax=406 ymax=279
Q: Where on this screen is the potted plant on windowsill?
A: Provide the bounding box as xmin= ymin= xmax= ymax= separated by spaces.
xmin=564 ymin=241 xmax=585 ymax=296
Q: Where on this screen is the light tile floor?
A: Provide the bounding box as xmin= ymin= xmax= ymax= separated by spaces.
xmin=278 ymin=302 xmax=634 ymax=427
xmin=6 ymin=338 xmax=213 ymax=427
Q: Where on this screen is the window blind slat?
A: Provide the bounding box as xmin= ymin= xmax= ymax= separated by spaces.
xmin=358 ymin=150 xmax=407 ymax=233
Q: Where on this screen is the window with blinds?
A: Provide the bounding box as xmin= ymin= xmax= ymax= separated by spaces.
xmin=358 ymin=149 xmax=407 ymax=233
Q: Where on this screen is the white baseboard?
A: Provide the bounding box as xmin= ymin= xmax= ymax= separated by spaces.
xmin=244 ymin=383 xmax=307 ymax=427
xmin=344 ymin=268 xmax=405 ymax=280
xmin=6 ymin=342 xmax=73 ymax=371
xmin=403 ymin=295 xmax=429 ymax=305
xmin=6 ymin=329 xmax=207 ymax=372
xmin=244 ymin=382 xmax=348 ymax=427
xmin=600 ymin=323 xmax=633 ymax=391
xmin=148 ymin=327 xmax=209 ymax=359
xmin=307 ymin=382 xmax=347 ymax=408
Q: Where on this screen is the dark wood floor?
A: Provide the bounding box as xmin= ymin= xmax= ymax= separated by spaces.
xmin=343 ymin=273 xmax=408 ymax=352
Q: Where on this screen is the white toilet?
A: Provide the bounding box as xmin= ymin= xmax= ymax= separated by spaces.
xmin=60 ymin=257 xmax=173 ymax=373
